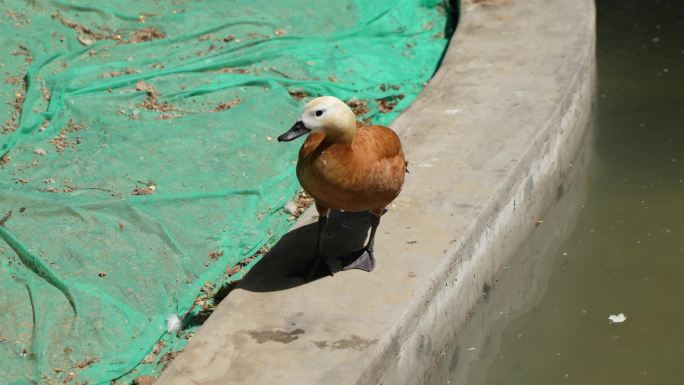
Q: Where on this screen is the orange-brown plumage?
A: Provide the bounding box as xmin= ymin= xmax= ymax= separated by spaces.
xmin=297 ymin=125 xmax=406 ymax=213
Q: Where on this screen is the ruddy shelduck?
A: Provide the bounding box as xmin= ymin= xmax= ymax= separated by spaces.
xmin=278 ymin=96 xmax=406 ymax=280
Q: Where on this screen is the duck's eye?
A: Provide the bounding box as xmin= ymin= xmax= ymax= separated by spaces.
xmin=315 ymin=109 xmax=324 ymax=117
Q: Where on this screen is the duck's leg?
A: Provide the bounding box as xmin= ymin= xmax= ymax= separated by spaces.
xmin=338 ymin=209 xmax=383 ymax=272
xmin=291 ymin=203 xmax=334 ymax=281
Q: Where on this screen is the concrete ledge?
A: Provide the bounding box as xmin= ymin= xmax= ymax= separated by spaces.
xmin=424 ymin=126 xmax=594 ymax=385
xmin=156 ymin=0 xmax=596 ymax=384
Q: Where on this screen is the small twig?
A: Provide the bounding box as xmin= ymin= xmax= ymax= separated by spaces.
xmin=0 ymin=210 xmax=12 ymax=227
xmin=76 ymin=186 xmax=123 ymax=198
xmin=268 ymin=67 xmax=292 ymax=79
xmin=180 ymin=302 xmax=199 ymax=322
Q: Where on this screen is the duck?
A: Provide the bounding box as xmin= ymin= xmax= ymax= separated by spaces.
xmin=278 ymin=96 xmax=406 ymax=281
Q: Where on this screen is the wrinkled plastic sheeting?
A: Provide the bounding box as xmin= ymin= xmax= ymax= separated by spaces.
xmin=0 ymin=0 xmax=452 ymax=383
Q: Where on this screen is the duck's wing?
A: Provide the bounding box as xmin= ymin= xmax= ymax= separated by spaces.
xmin=298 ymin=132 xmax=326 ymax=160
xmin=352 ymin=125 xmax=407 ymax=200
xmin=355 ymin=125 xmax=405 ymax=165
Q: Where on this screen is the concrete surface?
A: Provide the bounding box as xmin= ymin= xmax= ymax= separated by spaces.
xmin=155 ymin=0 xmax=596 ymax=384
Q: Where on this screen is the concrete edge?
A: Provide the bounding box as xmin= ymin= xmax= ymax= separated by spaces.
xmin=370 ymin=3 xmax=597 ymax=383
xmin=155 ymin=0 xmax=597 ymax=384
xmin=423 ymin=120 xmax=597 ymax=385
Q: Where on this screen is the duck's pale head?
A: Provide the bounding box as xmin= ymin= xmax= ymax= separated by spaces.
xmin=278 ymin=96 xmax=356 ymax=143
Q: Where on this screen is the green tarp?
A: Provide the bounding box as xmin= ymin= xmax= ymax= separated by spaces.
xmin=0 ymin=0 xmax=453 ymax=383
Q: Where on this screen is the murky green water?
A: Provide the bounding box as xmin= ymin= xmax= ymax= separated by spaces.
xmin=427 ymin=1 xmax=684 ymax=384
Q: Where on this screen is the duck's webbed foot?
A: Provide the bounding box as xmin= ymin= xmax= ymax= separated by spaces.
xmin=338 ymin=247 xmax=375 ymax=272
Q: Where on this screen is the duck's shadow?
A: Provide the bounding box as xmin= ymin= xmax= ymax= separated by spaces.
xmin=239 ymin=211 xmax=371 ymax=292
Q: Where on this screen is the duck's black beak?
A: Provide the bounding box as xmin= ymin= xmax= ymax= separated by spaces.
xmin=278 ymin=121 xmax=310 ymax=142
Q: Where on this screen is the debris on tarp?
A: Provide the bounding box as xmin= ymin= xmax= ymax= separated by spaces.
xmin=166 ymin=314 xmax=183 ymax=334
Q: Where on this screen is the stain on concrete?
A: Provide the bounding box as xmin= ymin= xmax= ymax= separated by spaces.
xmin=524 ymin=175 xmax=535 ymax=202
xmin=482 ymin=282 xmax=492 ymax=299
xmin=313 ymin=335 xmax=377 ymax=351
xmin=248 ymin=328 xmax=305 ymax=344
xmin=469 ymin=0 xmax=509 ymax=8
xmin=417 ymin=334 xmax=425 ymax=355
xmin=556 ymin=183 xmax=565 ymax=201
xmin=455 ymin=203 xmax=473 ymax=209
xmin=447 ymin=345 xmax=461 ymax=372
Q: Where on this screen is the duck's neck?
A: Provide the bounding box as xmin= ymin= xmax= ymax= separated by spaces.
xmin=322 ymin=124 xmax=356 ymax=146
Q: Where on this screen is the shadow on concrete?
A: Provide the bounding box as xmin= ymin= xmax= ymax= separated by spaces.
xmin=239 ymin=210 xmax=372 ymax=292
